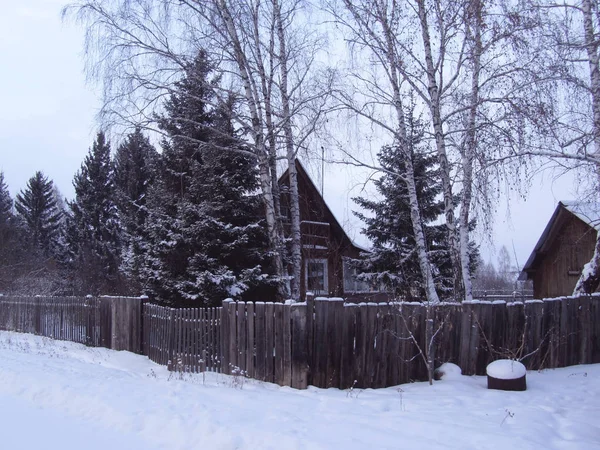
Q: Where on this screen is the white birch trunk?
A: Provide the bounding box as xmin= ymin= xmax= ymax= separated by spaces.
xmin=274 ymin=0 xmax=302 ymax=301
xmin=416 ymin=0 xmax=462 ymax=299
xmin=216 ymin=0 xmax=290 ymax=298
xmin=573 ymin=0 xmax=600 ymax=295
xmin=458 ymin=0 xmax=483 ymax=302
xmin=380 ymin=16 xmax=440 ymax=305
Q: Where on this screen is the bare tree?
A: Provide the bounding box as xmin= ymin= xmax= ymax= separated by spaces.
xmin=327 ymin=0 xmax=546 ymax=302
xmin=518 ymin=0 xmax=600 ymax=294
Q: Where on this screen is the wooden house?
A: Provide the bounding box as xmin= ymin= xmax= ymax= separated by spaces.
xmin=279 ymin=160 xmax=387 ymax=301
xmin=519 ymin=201 xmax=600 ymax=299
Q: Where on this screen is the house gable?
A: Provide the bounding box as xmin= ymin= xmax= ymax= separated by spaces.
xmin=520 ymin=201 xmax=598 ymax=298
xmin=278 ymin=160 xmax=384 ymax=300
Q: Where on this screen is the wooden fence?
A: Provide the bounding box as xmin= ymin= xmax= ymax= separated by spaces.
xmin=1 ymin=293 xmax=599 ymax=390
xmin=143 ymin=303 xmax=222 ymax=373
xmin=0 ymin=295 xmax=142 ymax=352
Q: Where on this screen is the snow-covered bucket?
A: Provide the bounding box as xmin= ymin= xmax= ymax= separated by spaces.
xmin=486 ymin=360 xmax=527 ymax=391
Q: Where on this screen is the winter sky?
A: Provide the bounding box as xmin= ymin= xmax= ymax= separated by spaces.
xmin=0 ymin=1 xmax=579 ymax=272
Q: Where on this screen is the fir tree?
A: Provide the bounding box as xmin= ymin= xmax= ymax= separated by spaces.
xmin=0 ymin=172 xmax=21 ymax=292
xmin=113 ymin=128 xmax=159 ymax=282
xmin=354 ymin=117 xmax=454 ymax=300
xmin=67 ymin=132 xmax=122 ymax=294
xmin=0 ymin=172 xmax=12 ymax=229
xmin=144 ymin=52 xmax=271 ymax=306
xmin=15 ymin=171 xmax=63 ymax=258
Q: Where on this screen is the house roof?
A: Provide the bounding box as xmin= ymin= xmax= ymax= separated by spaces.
xmin=519 ymin=201 xmax=600 ymax=280
xmin=278 ymin=159 xmax=369 ymax=253
xmin=561 ymin=201 xmax=600 ymax=231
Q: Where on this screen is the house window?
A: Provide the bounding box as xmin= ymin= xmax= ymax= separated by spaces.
xmin=343 ymin=258 xmax=380 ymax=293
xmin=306 ymin=259 xmax=328 ymax=294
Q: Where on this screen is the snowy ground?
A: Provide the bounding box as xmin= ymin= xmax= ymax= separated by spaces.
xmin=0 ymin=331 xmax=599 ymax=450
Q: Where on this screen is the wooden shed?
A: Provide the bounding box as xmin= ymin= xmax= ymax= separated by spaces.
xmin=519 ymin=201 xmax=600 ymax=299
xmin=279 ymin=160 xmax=387 ymax=301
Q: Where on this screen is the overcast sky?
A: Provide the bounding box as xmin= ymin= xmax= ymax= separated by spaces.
xmin=0 ymin=1 xmax=580 ymax=272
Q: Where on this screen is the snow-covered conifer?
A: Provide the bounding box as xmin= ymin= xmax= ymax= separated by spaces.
xmin=354 ymin=117 xmax=456 ymax=300
xmin=113 ymin=128 xmax=159 ymax=283
xmin=15 ymin=171 xmax=63 ymax=259
xmin=67 ymin=132 xmax=123 ymax=294
xmin=143 ymin=52 xmax=271 ymax=306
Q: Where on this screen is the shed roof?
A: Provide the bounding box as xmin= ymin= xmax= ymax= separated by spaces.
xmin=519 ymin=201 xmax=600 ymax=280
xmin=561 ymin=201 xmax=600 ymax=231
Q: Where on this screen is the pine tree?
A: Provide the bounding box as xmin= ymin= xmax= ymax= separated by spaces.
xmin=15 ymin=171 xmax=63 ymax=258
xmin=67 ymin=132 xmax=122 ymax=294
xmin=144 ymin=52 xmax=271 ymax=306
xmin=113 ymin=128 xmax=158 ymax=282
xmin=354 ymin=117 xmax=454 ymax=300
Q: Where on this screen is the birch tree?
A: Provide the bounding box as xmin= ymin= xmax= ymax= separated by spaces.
xmin=520 ymin=0 xmax=600 ymax=294
xmin=330 ymin=0 xmax=545 ymax=301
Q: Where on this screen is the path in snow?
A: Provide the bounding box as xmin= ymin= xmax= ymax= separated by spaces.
xmin=0 ymin=331 xmax=599 ymax=450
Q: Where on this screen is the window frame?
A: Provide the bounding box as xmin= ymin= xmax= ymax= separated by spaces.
xmin=305 ymin=258 xmax=329 ymax=295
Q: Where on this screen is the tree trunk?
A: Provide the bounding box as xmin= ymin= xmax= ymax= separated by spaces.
xmin=573 ymin=0 xmax=600 ymax=295
xmin=380 ymin=16 xmax=440 ymax=305
xmin=458 ymin=0 xmax=483 ymax=302
xmin=274 ymin=0 xmax=302 ymax=301
xmin=217 ymin=0 xmax=290 ymax=298
xmin=416 ymin=0 xmax=462 ymax=299
xmin=574 ymin=230 xmax=600 ymax=295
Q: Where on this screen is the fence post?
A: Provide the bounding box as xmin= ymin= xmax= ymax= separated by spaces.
xmin=306 ymin=292 xmax=315 ymax=386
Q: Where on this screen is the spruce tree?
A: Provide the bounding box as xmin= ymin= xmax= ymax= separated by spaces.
xmin=113 ymin=128 xmax=158 ymax=282
xmin=144 ymin=52 xmax=271 ymax=306
xmin=354 ymin=117 xmax=454 ymax=300
xmin=0 ymin=172 xmax=21 ymax=292
xmin=15 ymin=171 xmax=63 ymax=258
xmin=0 ymin=172 xmax=12 ymax=229
xmin=67 ymin=132 xmax=122 ymax=294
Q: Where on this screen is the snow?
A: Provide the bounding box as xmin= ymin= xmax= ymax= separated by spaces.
xmin=1 ymin=331 xmax=600 ymax=450
xmin=435 ymin=362 xmax=462 ymax=380
xmin=562 ymin=201 xmax=600 ymax=231
xmin=486 ymin=360 xmax=527 ymax=380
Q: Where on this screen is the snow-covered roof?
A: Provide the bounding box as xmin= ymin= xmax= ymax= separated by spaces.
xmin=561 ymin=201 xmax=600 ymax=231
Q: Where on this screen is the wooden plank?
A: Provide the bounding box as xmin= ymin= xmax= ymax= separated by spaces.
xmin=352 ymin=303 xmax=367 ymax=388
xmin=237 ymin=302 xmax=247 ymax=374
xmin=387 ymin=303 xmax=400 ymax=387
xmin=283 ymin=303 xmax=292 ymax=387
xmin=221 ymin=301 xmax=230 ymax=374
xmin=255 ymin=302 xmax=266 ymax=381
xmin=274 ymin=303 xmax=284 ymax=385
xmin=313 ymin=299 xmax=328 ymax=388
xmin=265 ymin=302 xmax=275 ymax=383
xmin=340 ymin=304 xmax=357 ymax=389
xmin=546 ymin=299 xmax=561 ymax=368
xmin=329 ymin=299 xmax=344 ymax=389
xmin=375 ymin=304 xmax=386 ymax=388
xmin=363 ymin=303 xmax=378 ymax=388
xmin=474 ymin=302 xmax=493 ymax=374
xmin=228 ymin=301 xmax=238 ymax=373
xmin=306 ymin=293 xmax=315 ymax=386
xmin=246 ymin=302 xmax=255 ymax=379
xmin=290 ymin=304 xmax=308 ymax=389
xmin=578 ymin=296 xmax=592 ymax=364
xmin=591 ymin=296 xmax=600 ymax=364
